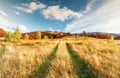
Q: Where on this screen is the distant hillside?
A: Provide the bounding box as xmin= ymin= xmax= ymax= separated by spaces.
xmin=87 ymin=32 xmax=119 ymax=37
xmin=0 ymin=28 xmax=71 ymax=39
xmin=1 ymin=28 xmax=120 ymax=40
xmin=0 ymin=28 xmax=6 ymax=37
xmin=79 ymin=31 xmax=120 ymax=39
xmin=22 ymin=30 xmax=71 ymax=39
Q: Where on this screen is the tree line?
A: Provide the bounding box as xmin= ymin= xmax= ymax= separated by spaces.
xmin=81 ymin=31 xmax=114 ymax=40
xmin=5 ymin=29 xmax=46 ymax=42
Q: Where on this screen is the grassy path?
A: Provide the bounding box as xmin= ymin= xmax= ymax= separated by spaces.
xmin=66 ymin=43 xmax=98 ymax=78
xmin=45 ymin=41 xmax=77 ymax=78
xmin=29 ymin=44 xmax=59 ymax=78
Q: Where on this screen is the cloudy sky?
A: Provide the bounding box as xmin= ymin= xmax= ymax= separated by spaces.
xmin=0 ymin=0 xmax=120 ymax=33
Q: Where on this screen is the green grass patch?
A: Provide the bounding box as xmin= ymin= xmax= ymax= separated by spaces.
xmin=66 ymin=43 xmax=98 ymax=78
xmin=75 ymin=42 xmax=83 ymax=45
xmin=0 ymin=45 xmax=5 ymax=57
xmin=29 ymin=44 xmax=59 ymax=78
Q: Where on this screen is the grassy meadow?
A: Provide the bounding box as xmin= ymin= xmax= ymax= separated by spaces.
xmin=0 ymin=36 xmax=120 ymax=78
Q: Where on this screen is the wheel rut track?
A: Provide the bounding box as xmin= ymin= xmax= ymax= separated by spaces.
xmin=29 ymin=44 xmax=59 ymax=78
xmin=66 ymin=43 xmax=98 ymax=78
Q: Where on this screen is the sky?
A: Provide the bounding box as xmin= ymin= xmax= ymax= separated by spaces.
xmin=0 ymin=0 xmax=120 ymax=33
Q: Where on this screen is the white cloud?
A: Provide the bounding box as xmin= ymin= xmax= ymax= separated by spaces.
xmin=84 ymin=0 xmax=95 ymax=13
xmin=0 ymin=17 xmax=28 ymax=32
xmin=49 ymin=27 xmax=54 ymax=31
xmin=14 ymin=11 xmax=20 ymax=15
xmin=0 ymin=10 xmax=8 ymax=16
xmin=41 ymin=5 xmax=82 ymax=21
xmin=85 ymin=17 xmax=120 ymax=33
xmin=12 ymin=1 xmax=82 ymax=21
xmin=12 ymin=2 xmax=46 ymax=13
xmin=65 ymin=0 xmax=120 ymax=33
xmin=18 ymin=25 xmax=28 ymax=32
xmin=0 ymin=17 xmax=16 ymax=31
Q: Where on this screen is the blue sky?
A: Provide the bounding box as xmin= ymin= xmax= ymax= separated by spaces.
xmin=0 ymin=0 xmax=120 ymax=33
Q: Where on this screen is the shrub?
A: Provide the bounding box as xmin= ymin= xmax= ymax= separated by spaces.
xmin=111 ymin=36 xmax=114 ymax=40
xmin=36 ymin=31 xmax=41 ymax=39
xmin=5 ymin=29 xmax=22 ymax=42
xmin=44 ymin=35 xmax=48 ymax=39
xmin=14 ymin=28 xmax=22 ymax=41
xmin=24 ymin=34 xmax=29 ymax=40
xmin=5 ymin=32 xmax=14 ymax=42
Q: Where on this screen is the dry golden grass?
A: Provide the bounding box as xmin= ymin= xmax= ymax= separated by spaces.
xmin=0 ymin=36 xmax=120 ymax=78
xmin=70 ymin=37 xmax=120 ymax=78
xmin=0 ymin=42 xmax=57 ymax=78
xmin=45 ymin=41 xmax=77 ymax=78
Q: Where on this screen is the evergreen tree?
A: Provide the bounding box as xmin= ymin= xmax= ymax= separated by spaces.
xmin=47 ymin=33 xmax=52 ymax=39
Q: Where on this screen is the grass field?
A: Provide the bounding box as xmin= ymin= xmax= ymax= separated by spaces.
xmin=0 ymin=37 xmax=120 ymax=78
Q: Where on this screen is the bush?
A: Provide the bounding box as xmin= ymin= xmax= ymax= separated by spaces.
xmin=111 ymin=36 xmax=114 ymax=40
xmin=14 ymin=29 xmax=22 ymax=41
xmin=5 ymin=29 xmax=22 ymax=42
xmin=36 ymin=31 xmax=41 ymax=39
xmin=24 ymin=34 xmax=29 ymax=40
xmin=44 ymin=35 xmax=48 ymax=39
xmin=5 ymin=32 xmax=14 ymax=42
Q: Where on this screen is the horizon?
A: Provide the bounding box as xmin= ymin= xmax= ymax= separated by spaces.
xmin=0 ymin=0 xmax=120 ymax=33
xmin=1 ymin=27 xmax=120 ymax=35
